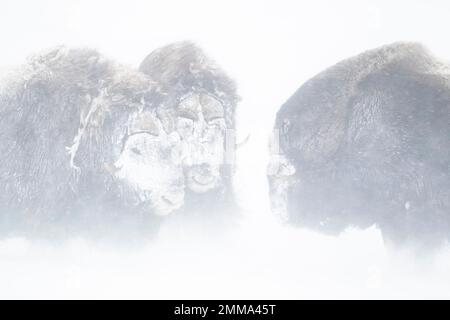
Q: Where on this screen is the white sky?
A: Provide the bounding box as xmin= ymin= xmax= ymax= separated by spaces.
xmin=1 ymin=0 xmax=450 ymax=299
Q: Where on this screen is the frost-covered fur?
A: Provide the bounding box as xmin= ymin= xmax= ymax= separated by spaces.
xmin=139 ymin=42 xmax=240 ymax=220
xmin=0 ymin=46 xmax=180 ymax=240
xmin=139 ymin=41 xmax=239 ymax=128
xmin=270 ymin=42 xmax=450 ymax=250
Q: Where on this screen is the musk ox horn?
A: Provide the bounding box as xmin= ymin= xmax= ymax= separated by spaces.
xmin=235 ymin=134 xmax=251 ymax=150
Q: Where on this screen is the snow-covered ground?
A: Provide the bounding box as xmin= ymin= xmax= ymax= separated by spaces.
xmin=2 ymin=222 xmax=450 ymax=299
xmin=1 ymin=0 xmax=450 ymax=299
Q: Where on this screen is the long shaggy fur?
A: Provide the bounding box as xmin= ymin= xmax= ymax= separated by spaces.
xmin=0 ymin=46 xmax=162 ymax=240
xmin=139 ymin=41 xmax=239 ymax=129
xmin=273 ymin=42 xmax=450 ymax=249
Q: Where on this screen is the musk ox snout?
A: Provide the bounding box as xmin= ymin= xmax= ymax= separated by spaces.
xmin=112 ymin=128 xmax=186 ymax=216
xmin=184 ymin=163 xmax=221 ymax=193
xmin=152 ymin=186 xmax=185 ymax=217
xmin=267 ymin=154 xmax=297 ymax=222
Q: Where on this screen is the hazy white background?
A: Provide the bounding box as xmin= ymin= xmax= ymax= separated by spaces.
xmin=1 ymin=0 xmax=450 ymax=299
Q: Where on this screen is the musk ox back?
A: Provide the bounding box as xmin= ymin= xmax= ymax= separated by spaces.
xmin=0 ymin=47 xmax=185 ymax=240
xmin=139 ymin=41 xmax=240 ymax=219
xmin=269 ymin=42 xmax=450 ymax=250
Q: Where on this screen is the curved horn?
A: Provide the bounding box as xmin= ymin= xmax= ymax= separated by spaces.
xmin=235 ymin=134 xmax=251 ymax=149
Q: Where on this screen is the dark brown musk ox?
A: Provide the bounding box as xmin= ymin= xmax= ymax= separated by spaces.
xmin=268 ymin=42 xmax=450 ymax=251
xmin=139 ymin=41 xmax=240 ymax=219
xmin=0 ymin=46 xmax=186 ymax=241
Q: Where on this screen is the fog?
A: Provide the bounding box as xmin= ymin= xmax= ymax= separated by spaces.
xmin=1 ymin=0 xmax=450 ymax=299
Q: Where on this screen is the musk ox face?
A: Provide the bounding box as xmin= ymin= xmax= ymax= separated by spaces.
xmin=139 ymin=41 xmax=239 ymax=201
xmin=110 ymin=110 xmax=185 ymax=216
xmin=175 ymin=92 xmax=227 ymax=193
xmin=268 ymin=129 xmax=376 ymax=234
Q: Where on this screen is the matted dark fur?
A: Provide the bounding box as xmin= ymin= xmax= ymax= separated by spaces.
xmin=0 ymin=47 xmax=164 ymax=240
xmin=139 ymin=41 xmax=239 ymax=128
xmin=271 ymin=42 xmax=450 ymax=250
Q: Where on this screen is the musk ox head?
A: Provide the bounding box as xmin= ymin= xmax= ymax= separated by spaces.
xmin=62 ymin=54 xmax=186 ymax=217
xmin=268 ymin=42 xmax=450 ymax=244
xmin=1 ymin=46 xmax=186 ymax=225
xmin=110 ymin=110 xmax=185 ymax=216
xmin=139 ymin=41 xmax=239 ymax=196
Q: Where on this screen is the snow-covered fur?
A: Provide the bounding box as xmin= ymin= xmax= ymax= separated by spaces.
xmin=139 ymin=42 xmax=240 ymax=221
xmin=0 ymin=46 xmax=183 ymax=240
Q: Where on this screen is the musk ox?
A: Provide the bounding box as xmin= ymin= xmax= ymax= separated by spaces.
xmin=0 ymin=46 xmax=186 ymax=239
xmin=269 ymin=42 xmax=450 ymax=250
xmin=139 ymin=41 xmax=240 ymax=217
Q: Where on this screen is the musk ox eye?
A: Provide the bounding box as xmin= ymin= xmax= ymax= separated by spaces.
xmin=200 ymin=94 xmax=224 ymax=120
xmin=131 ymin=147 xmax=142 ymax=155
xmin=177 ymin=109 xmax=198 ymax=121
xmin=206 ymin=117 xmax=225 ymax=126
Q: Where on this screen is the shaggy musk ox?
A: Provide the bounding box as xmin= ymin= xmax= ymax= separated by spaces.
xmin=139 ymin=42 xmax=240 ymax=217
xmin=0 ymin=47 xmax=185 ymax=239
xmin=269 ymin=42 xmax=450 ymax=250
